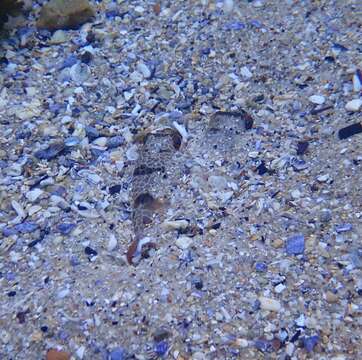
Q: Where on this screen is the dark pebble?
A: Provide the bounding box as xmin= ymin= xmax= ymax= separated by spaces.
xmin=28 ymin=238 xmax=43 ymax=247
xmin=256 ymin=161 xmax=269 ymax=175
xmin=286 ymin=234 xmax=305 ymax=255
xmin=80 ymin=51 xmax=93 ymax=64
xmin=14 ymin=221 xmax=39 ymax=234
xmin=193 ymin=278 xmax=203 ymax=290
xmin=325 ymin=56 xmax=335 ymax=63
xmin=16 ymin=311 xmax=27 ymax=324
xmin=296 ymin=141 xmax=309 ymax=155
xmin=290 ymin=330 xmax=301 ymax=342
xmin=40 ymin=325 xmax=48 ymax=332
xmin=338 ymin=123 xmax=362 ymax=140
xmin=8 ymin=291 xmax=16 ymax=297
xmin=107 ymin=136 xmax=125 ymax=149
xmin=85 ymin=246 xmax=98 ymax=257
xmin=34 ymin=142 xmax=65 ymax=160
xmin=16 ymin=129 xmax=32 ymax=140
xmin=109 ymin=184 xmax=122 ymax=195
xmin=86 ymin=31 xmax=95 ymax=43
xmin=332 ymin=43 xmax=348 ymax=52
xmin=58 ymin=223 xmax=76 ymax=235
xmin=153 ymin=327 xmax=171 ymax=342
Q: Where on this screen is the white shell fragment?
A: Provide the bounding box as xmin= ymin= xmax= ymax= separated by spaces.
xmin=259 ymin=296 xmax=282 ymax=312
xmin=175 ymin=236 xmax=193 ymax=250
xmin=308 ymin=95 xmax=325 ymax=105
xmin=345 ymin=99 xmax=362 ymax=112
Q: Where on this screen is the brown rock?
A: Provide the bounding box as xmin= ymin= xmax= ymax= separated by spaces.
xmin=36 ymin=0 xmax=94 ymax=31
xmin=46 ymin=349 xmax=70 ymax=360
xmin=325 ymin=291 xmax=339 ymax=303
xmin=271 ymin=238 xmax=283 ymax=248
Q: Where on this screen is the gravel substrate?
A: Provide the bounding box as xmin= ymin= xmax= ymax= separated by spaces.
xmin=0 ymin=1 xmax=361 ymax=359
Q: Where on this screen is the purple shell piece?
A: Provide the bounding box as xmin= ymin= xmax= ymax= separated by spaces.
xmin=335 ymin=223 xmax=352 ymax=233
xmin=286 ymin=234 xmax=305 ymax=255
xmin=224 ymin=21 xmax=245 ymax=31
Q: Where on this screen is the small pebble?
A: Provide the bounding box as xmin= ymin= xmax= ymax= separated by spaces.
xmin=85 ymin=125 xmax=99 ymax=141
xmin=274 ymin=284 xmax=286 ymax=293
xmin=309 ymin=95 xmax=325 ymax=105
xmin=49 ymin=30 xmax=68 ymax=44
xmin=317 ymin=174 xmax=329 ymax=182
xmin=85 ymin=246 xmax=97 ymax=257
xmin=137 ymin=62 xmax=151 ymax=79
xmin=57 ymin=289 xmax=70 ymax=299
xmin=175 ymin=236 xmax=193 ymax=250
xmin=325 ymin=291 xmax=339 ymax=303
xmin=107 ymin=234 xmax=118 ymax=251
xmin=296 ymin=141 xmax=309 ymax=155
xmin=109 ymin=184 xmax=122 ymax=195
xmin=286 ymin=234 xmax=305 ymax=255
